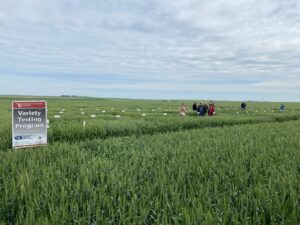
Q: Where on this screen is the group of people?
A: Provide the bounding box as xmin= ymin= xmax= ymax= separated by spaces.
xmin=179 ymin=101 xmax=287 ymax=117
xmin=178 ymin=102 xmax=215 ymax=116
xmin=194 ymin=102 xmax=215 ymax=116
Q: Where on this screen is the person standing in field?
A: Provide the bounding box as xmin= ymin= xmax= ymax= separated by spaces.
xmin=280 ymin=104 xmax=285 ymax=111
xmin=179 ymin=103 xmax=188 ymax=116
xmin=192 ymin=102 xmax=197 ymax=111
xmin=197 ymin=102 xmax=202 ymax=115
xmin=241 ymin=102 xmax=247 ymax=110
xmin=203 ymin=103 xmax=208 ymax=116
xmin=198 ymin=103 xmax=208 ymax=116
xmin=208 ymin=102 xmax=215 ymax=116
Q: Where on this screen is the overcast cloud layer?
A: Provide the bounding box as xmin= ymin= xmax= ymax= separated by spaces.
xmin=0 ymin=0 xmax=299 ymax=101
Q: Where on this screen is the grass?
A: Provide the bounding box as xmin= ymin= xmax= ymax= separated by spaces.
xmin=0 ymin=96 xmax=300 ymax=225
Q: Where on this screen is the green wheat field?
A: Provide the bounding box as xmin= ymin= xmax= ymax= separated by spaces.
xmin=0 ymin=96 xmax=300 ymax=225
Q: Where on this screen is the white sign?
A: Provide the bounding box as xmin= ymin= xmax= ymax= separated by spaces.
xmin=12 ymin=101 xmax=47 ymax=148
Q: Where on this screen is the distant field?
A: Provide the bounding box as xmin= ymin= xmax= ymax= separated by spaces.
xmin=0 ymin=96 xmax=300 ymax=225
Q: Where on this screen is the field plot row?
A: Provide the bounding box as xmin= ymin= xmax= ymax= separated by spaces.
xmin=1 ymin=97 xmax=300 ymax=151
xmin=1 ymin=121 xmax=300 ymax=225
xmin=1 ymin=109 xmax=300 ymax=150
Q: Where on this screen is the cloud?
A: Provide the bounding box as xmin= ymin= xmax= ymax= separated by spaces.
xmin=0 ymin=0 xmax=299 ymax=100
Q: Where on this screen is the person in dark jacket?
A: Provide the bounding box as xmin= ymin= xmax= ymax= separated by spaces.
xmin=203 ymin=104 xmax=208 ymax=116
xmin=241 ymin=102 xmax=247 ymax=110
xmin=198 ymin=103 xmax=208 ymax=116
xmin=197 ymin=102 xmax=202 ymax=115
xmin=192 ymin=102 xmax=197 ymax=111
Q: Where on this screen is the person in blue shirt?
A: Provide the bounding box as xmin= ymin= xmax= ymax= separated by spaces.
xmin=198 ymin=103 xmax=208 ymax=116
xmin=197 ymin=102 xmax=202 ymax=115
xmin=280 ymin=104 xmax=285 ymax=111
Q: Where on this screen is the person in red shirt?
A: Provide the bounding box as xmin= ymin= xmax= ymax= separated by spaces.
xmin=208 ymin=102 xmax=215 ymax=116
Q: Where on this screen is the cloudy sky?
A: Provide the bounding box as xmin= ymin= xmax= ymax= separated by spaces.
xmin=0 ymin=0 xmax=299 ymax=101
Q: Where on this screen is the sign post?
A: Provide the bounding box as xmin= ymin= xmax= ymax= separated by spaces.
xmin=12 ymin=101 xmax=47 ymax=149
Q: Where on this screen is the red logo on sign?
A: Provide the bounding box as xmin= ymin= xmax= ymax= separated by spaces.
xmin=13 ymin=101 xmax=46 ymax=109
